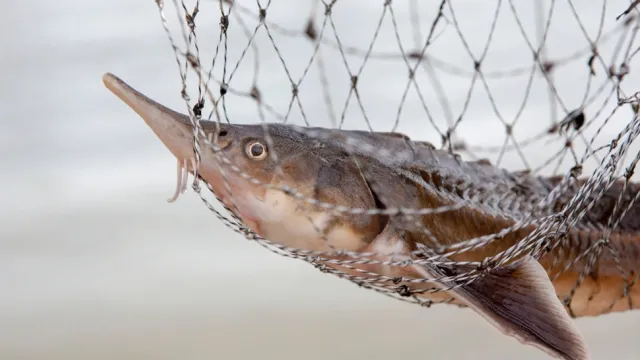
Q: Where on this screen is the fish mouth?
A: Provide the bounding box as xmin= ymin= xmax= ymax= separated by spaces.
xmin=102 ymin=72 xmax=261 ymax=230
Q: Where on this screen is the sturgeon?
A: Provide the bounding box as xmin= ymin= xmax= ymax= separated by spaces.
xmin=102 ymin=72 xmax=640 ymax=360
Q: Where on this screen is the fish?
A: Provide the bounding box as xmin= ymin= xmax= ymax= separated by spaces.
xmin=102 ymin=72 xmax=638 ymax=360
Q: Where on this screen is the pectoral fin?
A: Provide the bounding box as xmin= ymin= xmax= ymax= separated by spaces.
xmin=414 ymin=256 xmax=589 ymax=360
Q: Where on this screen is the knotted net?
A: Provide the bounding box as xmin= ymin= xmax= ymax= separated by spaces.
xmin=148 ymin=0 xmax=640 ymax=316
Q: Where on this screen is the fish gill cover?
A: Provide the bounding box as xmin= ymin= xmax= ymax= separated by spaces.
xmin=107 ymin=1 xmax=640 ymax=359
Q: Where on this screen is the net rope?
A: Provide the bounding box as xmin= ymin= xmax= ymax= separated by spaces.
xmin=149 ymin=0 xmax=640 ymax=312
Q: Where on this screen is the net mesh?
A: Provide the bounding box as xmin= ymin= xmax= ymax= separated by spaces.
xmin=149 ymin=0 xmax=640 ymax=314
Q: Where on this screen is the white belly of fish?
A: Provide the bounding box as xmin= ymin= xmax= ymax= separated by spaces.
xmin=248 ymin=189 xmax=368 ymax=252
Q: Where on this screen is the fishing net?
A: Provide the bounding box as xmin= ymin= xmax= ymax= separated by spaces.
xmin=149 ymin=0 xmax=640 ymax=317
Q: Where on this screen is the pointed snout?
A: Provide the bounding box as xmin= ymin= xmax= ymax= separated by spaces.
xmin=102 ymin=72 xmax=199 ymax=162
xmin=102 ymin=73 xmax=234 ymax=159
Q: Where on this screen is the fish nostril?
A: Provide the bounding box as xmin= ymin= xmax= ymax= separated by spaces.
xmin=219 ymin=130 xmax=228 ymax=137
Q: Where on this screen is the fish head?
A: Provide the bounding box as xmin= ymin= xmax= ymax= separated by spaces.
xmin=102 ymin=73 xmax=383 ymax=252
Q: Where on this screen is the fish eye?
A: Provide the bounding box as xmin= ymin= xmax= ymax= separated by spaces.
xmin=245 ymin=140 xmax=268 ymax=160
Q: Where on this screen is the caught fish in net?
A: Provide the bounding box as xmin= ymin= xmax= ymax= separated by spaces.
xmin=102 ymin=1 xmax=640 ymax=359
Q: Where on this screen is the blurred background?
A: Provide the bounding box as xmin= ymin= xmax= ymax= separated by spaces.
xmin=2 ymin=1 xmax=640 ymax=359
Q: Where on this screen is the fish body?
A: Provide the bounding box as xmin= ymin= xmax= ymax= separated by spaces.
xmin=102 ymin=73 xmax=638 ymax=360
xmin=309 ymin=127 xmax=640 ymax=318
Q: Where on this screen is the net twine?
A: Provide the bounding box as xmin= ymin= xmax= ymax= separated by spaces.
xmin=150 ymin=0 xmax=640 ymax=310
